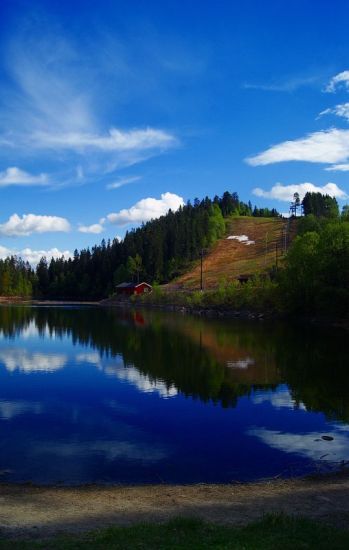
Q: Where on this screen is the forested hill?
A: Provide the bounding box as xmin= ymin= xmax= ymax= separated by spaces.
xmin=0 ymin=191 xmax=279 ymax=299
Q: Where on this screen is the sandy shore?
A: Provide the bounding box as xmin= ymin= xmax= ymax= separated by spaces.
xmin=0 ymin=475 xmax=349 ymax=539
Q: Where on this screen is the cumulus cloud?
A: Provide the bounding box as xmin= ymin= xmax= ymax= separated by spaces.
xmin=325 ymin=70 xmax=349 ymax=93
xmin=0 ymin=167 xmax=49 ymax=187
xmin=107 ymin=192 xmax=184 ymax=226
xmin=106 ymin=175 xmax=142 ymax=190
xmin=0 ymin=246 xmax=72 ymax=265
xmin=252 ymin=182 xmax=348 ymax=202
xmin=0 ymin=213 xmax=70 ymax=236
xmin=246 ymin=129 xmax=349 ymax=167
xmin=78 ymin=223 xmax=104 ymax=234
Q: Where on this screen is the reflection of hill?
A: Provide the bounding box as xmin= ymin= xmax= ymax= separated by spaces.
xmin=0 ymin=306 xmax=348 ymax=420
xmin=157 ymin=314 xmax=280 ymax=386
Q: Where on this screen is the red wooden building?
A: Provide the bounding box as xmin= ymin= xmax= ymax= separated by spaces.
xmin=116 ymin=282 xmax=152 ymax=296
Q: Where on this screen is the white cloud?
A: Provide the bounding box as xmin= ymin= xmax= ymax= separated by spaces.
xmin=0 ymin=245 xmax=72 ymax=265
xmin=0 ymin=213 xmax=70 ymax=236
xmin=106 ymin=175 xmax=142 ymax=190
xmin=252 ymin=182 xmax=348 ymax=202
xmin=0 ymin=167 xmax=49 ymax=187
xmin=319 ymin=102 xmax=349 ymax=122
xmin=325 ymin=70 xmax=349 ymax=93
xmin=78 ymin=223 xmax=104 ymax=234
xmin=107 ymin=192 xmax=184 ymax=226
xmin=246 ymin=129 xmax=349 ymax=167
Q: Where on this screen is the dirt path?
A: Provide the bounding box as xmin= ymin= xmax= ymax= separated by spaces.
xmin=1 ymin=475 xmax=349 ymax=539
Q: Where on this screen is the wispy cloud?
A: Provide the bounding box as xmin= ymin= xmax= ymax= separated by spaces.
xmin=326 ymin=163 xmax=349 ymax=171
xmin=0 ymin=30 xmax=179 ymax=184
xmin=244 ymin=74 xmax=321 ymax=93
xmin=253 ymin=182 xmax=348 ymax=202
xmin=246 ymin=128 xmax=349 ymax=167
xmin=0 ymin=245 xmax=71 ymax=265
xmin=106 ymin=175 xmax=142 ymax=190
xmin=0 ymin=213 xmax=70 ymax=237
xmin=107 ymin=192 xmax=184 ymax=226
xmin=29 ymin=128 xmax=176 ymax=153
xmin=0 ymin=167 xmax=49 ymax=187
xmin=319 ymin=102 xmax=349 ymax=122
xmin=325 ymin=70 xmax=349 ymax=93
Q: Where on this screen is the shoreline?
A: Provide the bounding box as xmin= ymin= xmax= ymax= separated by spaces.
xmin=1 ymin=472 xmax=349 ymax=539
xmin=1 ymin=296 xmax=348 ymax=329
xmin=0 ymin=298 xmax=99 ymax=306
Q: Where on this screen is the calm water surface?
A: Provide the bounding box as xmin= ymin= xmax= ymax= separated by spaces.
xmin=0 ymin=305 xmax=348 ymax=485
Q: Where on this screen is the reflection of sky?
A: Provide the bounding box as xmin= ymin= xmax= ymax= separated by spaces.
xmin=252 ymin=386 xmax=306 ymax=410
xmin=248 ymin=427 xmax=349 ymax=463
xmin=0 ymin=341 xmax=177 ymax=397
xmin=0 ymin=348 xmax=68 ymax=373
xmin=0 ymin=399 xmax=42 ymax=420
xmin=0 ymin=319 xmax=349 ymax=484
xmin=248 ymin=385 xmax=349 ymax=464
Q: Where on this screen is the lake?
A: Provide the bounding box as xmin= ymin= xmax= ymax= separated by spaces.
xmin=0 ymin=305 xmax=348 ymax=485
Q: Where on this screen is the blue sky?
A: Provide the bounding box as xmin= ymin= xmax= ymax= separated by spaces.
xmin=1 ymin=0 xmax=349 ymax=263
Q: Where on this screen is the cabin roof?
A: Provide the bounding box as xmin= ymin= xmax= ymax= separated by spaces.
xmin=116 ymin=282 xmax=152 ymax=288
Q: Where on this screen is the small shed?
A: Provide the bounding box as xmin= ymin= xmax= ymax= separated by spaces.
xmin=236 ymin=274 xmax=252 ymax=284
xmin=116 ymin=282 xmax=152 ymax=296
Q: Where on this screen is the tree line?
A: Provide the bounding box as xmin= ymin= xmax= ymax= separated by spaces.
xmin=0 ymin=191 xmax=279 ymax=299
xmin=280 ymin=192 xmax=349 ymax=317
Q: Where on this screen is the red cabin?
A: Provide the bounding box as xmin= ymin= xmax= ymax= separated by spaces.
xmin=116 ymin=282 xmax=152 ymax=296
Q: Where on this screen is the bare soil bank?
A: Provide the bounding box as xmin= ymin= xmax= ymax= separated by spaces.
xmin=1 ymin=475 xmax=349 ymax=539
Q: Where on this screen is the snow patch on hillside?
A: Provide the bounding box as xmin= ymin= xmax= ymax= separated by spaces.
xmin=227 ymin=234 xmax=255 ymax=245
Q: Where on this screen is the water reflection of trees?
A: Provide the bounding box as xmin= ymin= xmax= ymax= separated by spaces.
xmin=0 ymin=306 xmax=348 ymax=420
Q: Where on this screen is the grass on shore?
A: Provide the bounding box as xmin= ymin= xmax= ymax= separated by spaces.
xmin=1 ymin=515 xmax=349 ymax=549
xmin=137 ymin=276 xmax=280 ymax=313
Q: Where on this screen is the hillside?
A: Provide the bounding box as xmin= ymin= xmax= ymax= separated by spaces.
xmin=169 ymin=217 xmax=297 ymax=290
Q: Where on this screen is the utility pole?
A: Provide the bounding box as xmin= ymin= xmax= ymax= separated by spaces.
xmin=200 ymin=249 xmax=203 ymax=291
xmin=264 ymin=232 xmax=269 ymax=266
xmin=275 ymin=242 xmax=278 ymax=271
xmin=200 ymin=248 xmax=207 ymax=291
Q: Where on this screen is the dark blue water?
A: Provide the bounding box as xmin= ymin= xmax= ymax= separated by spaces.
xmin=0 ymin=305 xmax=348 ymax=485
